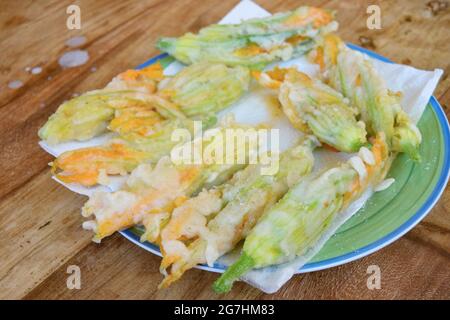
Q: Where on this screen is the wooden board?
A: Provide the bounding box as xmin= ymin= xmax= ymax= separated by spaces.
xmin=0 ymin=0 xmax=449 ymax=300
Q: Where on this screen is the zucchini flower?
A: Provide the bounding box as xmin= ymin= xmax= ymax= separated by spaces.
xmin=38 ymin=90 xmax=116 ymax=145
xmin=159 ymin=62 xmax=251 ymax=118
xmin=51 ymin=117 xmax=197 ymax=187
xmin=39 ymin=64 xmax=165 ymax=145
xmin=107 ymin=93 xmax=187 ymax=139
xmin=81 ymin=121 xmax=258 ymax=243
xmin=157 ymin=6 xmax=337 ymax=69
xmin=392 ymin=110 xmax=422 ymax=161
xmin=213 ymin=134 xmax=391 ymax=293
xmin=256 ymin=68 xmax=367 ymax=152
xmin=158 ymin=136 xmax=317 ymax=288
xmin=314 ymin=34 xmax=422 ymax=160
xmin=51 ymin=142 xmax=148 ymax=187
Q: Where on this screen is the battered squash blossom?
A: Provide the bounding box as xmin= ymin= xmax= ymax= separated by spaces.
xmin=255 ymin=67 xmax=367 ymax=152
xmin=157 ymin=6 xmax=338 ymax=69
xmin=39 ymin=63 xmax=165 ymax=145
xmin=159 ymin=62 xmax=250 ymax=118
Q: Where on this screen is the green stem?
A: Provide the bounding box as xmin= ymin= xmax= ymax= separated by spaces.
xmin=213 ymin=252 xmax=255 ymax=294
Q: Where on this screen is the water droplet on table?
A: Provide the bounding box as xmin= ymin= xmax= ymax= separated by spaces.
xmin=65 ymin=35 xmax=87 ymax=48
xmin=8 ymin=80 xmax=23 ymax=89
xmin=31 ymin=66 xmax=42 ymax=74
xmin=58 ymin=50 xmax=89 ymax=68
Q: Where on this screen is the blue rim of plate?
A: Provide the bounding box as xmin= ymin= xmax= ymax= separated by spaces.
xmin=120 ymin=44 xmax=450 ymax=274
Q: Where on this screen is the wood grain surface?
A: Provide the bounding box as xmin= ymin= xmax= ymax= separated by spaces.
xmin=0 ymin=0 xmax=449 ymax=300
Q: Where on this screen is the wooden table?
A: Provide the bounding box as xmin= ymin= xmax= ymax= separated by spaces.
xmin=0 ymin=0 xmax=449 ymax=300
